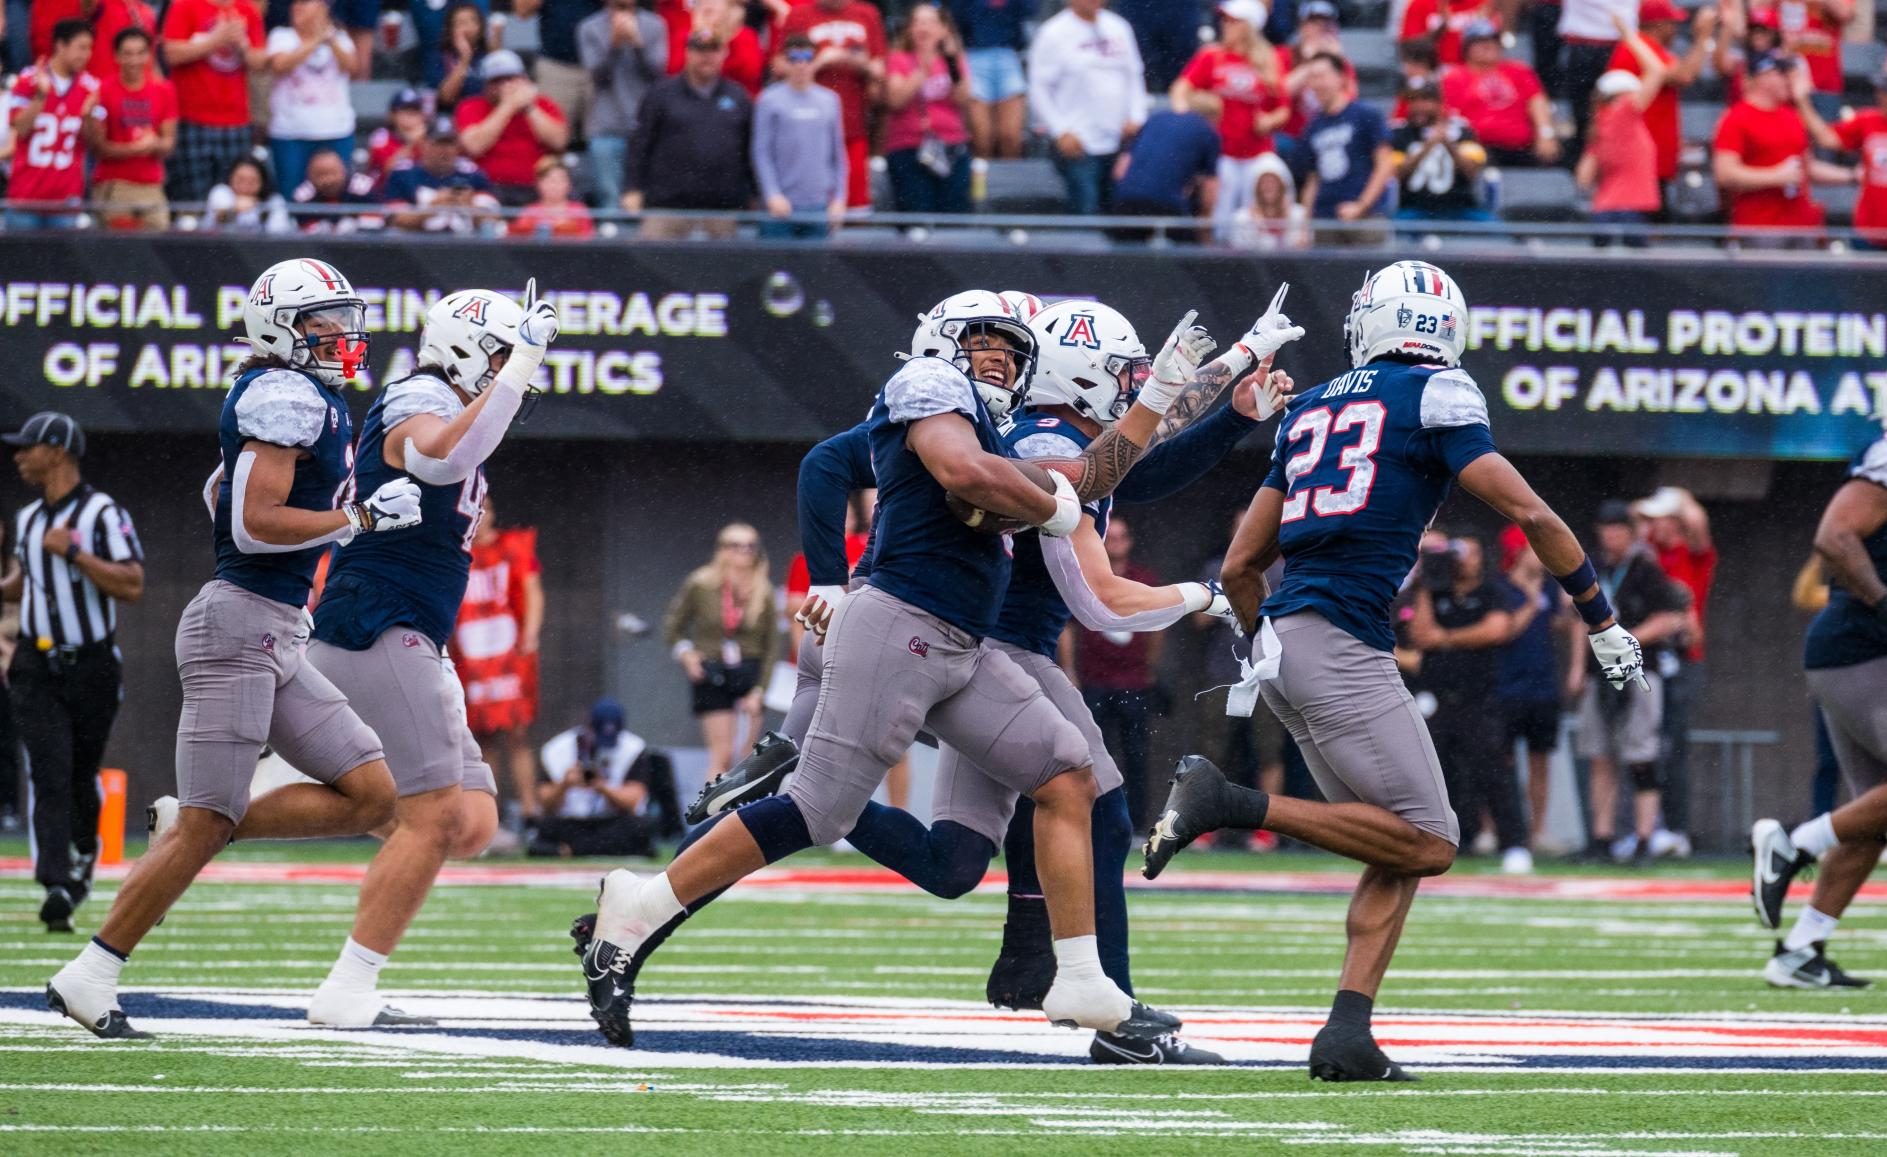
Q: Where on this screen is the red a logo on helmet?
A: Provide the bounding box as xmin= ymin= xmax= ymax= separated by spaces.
xmin=1061 ymin=313 xmax=1101 ymax=349
xmin=452 ymin=295 xmax=490 ymax=325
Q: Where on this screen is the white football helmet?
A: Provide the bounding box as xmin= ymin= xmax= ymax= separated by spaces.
xmin=418 ymin=289 xmax=527 ymax=396
xmin=908 ymin=290 xmax=1037 ymax=420
xmin=998 ymin=290 xmax=1046 ymax=323
xmin=242 ymin=258 xmax=370 ymax=387
xmin=1027 ymin=300 xmax=1149 ymax=426
xmin=1344 ymin=260 xmax=1469 ymax=369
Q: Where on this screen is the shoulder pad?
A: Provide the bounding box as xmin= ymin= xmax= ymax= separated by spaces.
xmin=1419 ymin=368 xmax=1490 ymax=430
xmin=382 ymin=374 xmax=463 ymax=430
xmin=234 ymin=370 xmax=329 ymax=448
xmin=884 ymin=358 xmax=979 ymax=425
xmin=1010 ymin=431 xmax=1084 ymax=461
xmin=1854 ymin=437 xmax=1887 ymax=487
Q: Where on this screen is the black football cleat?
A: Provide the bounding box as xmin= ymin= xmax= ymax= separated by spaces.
xmin=570 ymin=912 xmax=597 ymax=957
xmin=580 ymin=936 xmax=639 ymax=1048
xmin=685 ymin=732 xmax=799 ymax=825
xmin=1751 ymin=819 xmax=1815 ymax=930
xmin=986 ymin=948 xmax=1055 ymax=1012
xmin=1308 ymin=1022 xmax=1416 ymax=1082
xmin=1090 ymin=1031 xmax=1226 ymax=1065
xmin=40 ymin=886 xmax=75 ymax=933
xmin=1144 ymin=756 xmax=1252 ymax=881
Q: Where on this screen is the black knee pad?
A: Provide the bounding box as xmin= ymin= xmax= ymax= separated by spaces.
xmin=1629 ymin=762 xmax=1661 ymax=791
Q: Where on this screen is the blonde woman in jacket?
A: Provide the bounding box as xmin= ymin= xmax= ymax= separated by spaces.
xmin=664 ymin=523 xmax=780 ymax=780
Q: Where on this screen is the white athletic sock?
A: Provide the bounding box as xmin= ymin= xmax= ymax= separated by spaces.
xmin=597 ymin=872 xmax=686 ymax=945
xmin=1783 ymin=906 xmax=1841 ymax=953
xmin=1790 ymin=813 xmax=1839 ymax=859
xmin=323 ymin=938 xmax=387 ymax=994
xmin=1051 ymin=934 xmax=1106 ymax=982
xmin=76 ymin=940 xmax=126 ymax=988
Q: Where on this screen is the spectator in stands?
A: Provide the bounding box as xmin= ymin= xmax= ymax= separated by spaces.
xmin=436 ymin=2 xmax=495 ymax=108
xmin=1716 ymin=3 xmax=1781 ymax=101
xmin=1390 ymin=74 xmax=1492 ymax=226
xmin=883 ymin=5 xmax=972 ymax=214
xmin=1712 ymin=52 xmax=1853 ymax=239
xmin=1110 ymin=101 xmax=1219 ymax=237
xmin=752 ymin=35 xmax=847 ymax=235
xmin=1030 ymin=0 xmax=1148 ymax=215
xmin=1117 ymin=0 xmax=1205 ymax=94
xmin=1298 ymin=52 xmax=1393 ymax=241
xmin=1778 ymin=0 xmax=1850 ymax=111
xmin=161 ymin=0 xmax=266 ymax=205
xmin=364 ymin=87 xmax=428 ymax=189
xmin=1400 ymin=0 xmax=1501 ymax=65
xmin=384 ymin=115 xmax=502 ymax=231
xmin=84 ymin=0 xmax=157 ymax=84
xmin=664 ymin=523 xmax=778 ymax=783
xmin=509 ymin=156 xmax=596 ymax=235
xmin=1225 ymin=150 xmax=1309 ymax=247
xmin=265 ymin=0 xmax=358 ymax=196
xmin=1796 ymin=68 xmax=1887 ymax=247
xmin=1609 ymin=3 xmax=1715 ymax=204
xmin=1577 ymin=66 xmax=1664 ymax=245
xmin=693 ymin=0 xmax=764 ymax=95
xmin=778 ymin=0 xmax=886 ymax=213
xmin=1571 ymin=500 xmax=1688 ymax=863
xmin=289 ymin=145 xmax=382 ymax=231
xmin=1633 ymin=486 xmax=1715 ymax=860
xmin=456 ymin=49 xmax=571 ymax=206
xmin=1494 ymin=526 xmax=1569 ymax=849
xmin=625 ymin=31 xmax=752 ymax=238
xmin=949 ymin=0 xmax=1029 ymax=158
xmin=1442 ymin=21 xmax=1560 ymax=166
xmin=532 ymin=699 xmax=681 ymax=858
xmin=578 ymin=0 xmax=668 ymax=210
xmin=5 ymin=20 xmax=98 ymax=231
xmin=203 ymin=154 xmax=292 ymax=232
xmin=1394 ymin=36 xmax=1440 ymax=117
xmin=86 ymin=27 xmax=176 ymax=231
xmin=1277 ymin=0 xmax=1348 ymax=140
xmin=515 ymin=0 xmax=604 ymax=135
xmin=1557 ymin=0 xmax=1633 ymax=156
xmin=1171 ymin=0 xmax=1290 ymax=241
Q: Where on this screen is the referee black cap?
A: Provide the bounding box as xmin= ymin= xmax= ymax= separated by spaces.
xmin=3 ymin=412 xmax=85 ymax=458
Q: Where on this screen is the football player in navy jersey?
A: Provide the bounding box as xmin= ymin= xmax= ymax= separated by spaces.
xmin=48 ymin=259 xmax=424 ymax=1039
xmin=295 ymin=284 xmax=560 ymax=1027
xmin=1748 ymin=433 xmax=1887 ymax=990
xmin=576 ymin=289 xmax=1302 ymax=1049
xmin=1142 ymin=260 xmax=1650 ymax=1082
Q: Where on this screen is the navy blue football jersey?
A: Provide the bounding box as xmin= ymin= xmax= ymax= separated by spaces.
xmin=213 ymin=366 xmax=357 ymax=607
xmin=988 ymin=413 xmax=1109 ymax=658
xmin=1805 ymin=437 xmax=1887 ymax=670
xmin=315 ymin=372 xmax=488 ymax=650
xmin=1260 ymin=360 xmax=1497 ymax=651
xmin=864 ymin=358 xmax=1014 ymax=637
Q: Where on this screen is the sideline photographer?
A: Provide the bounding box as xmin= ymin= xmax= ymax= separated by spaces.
xmin=532 ymin=698 xmax=682 ymax=857
xmin=1403 ymin=532 xmax=1535 ymax=872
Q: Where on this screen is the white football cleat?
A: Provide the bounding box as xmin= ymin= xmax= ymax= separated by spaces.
xmin=307 ymin=983 xmax=437 ymax=1027
xmin=1041 ymin=973 xmax=1182 ymax=1037
xmin=1500 ymin=847 xmax=1534 ymax=875
xmin=46 ymin=962 xmax=148 ymax=1040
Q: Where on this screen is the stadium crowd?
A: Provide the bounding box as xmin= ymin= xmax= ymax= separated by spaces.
xmin=0 ymin=0 xmax=1879 ymax=240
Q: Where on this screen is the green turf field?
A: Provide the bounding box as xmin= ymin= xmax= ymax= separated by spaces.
xmin=2 ymin=840 xmax=1884 ymax=1155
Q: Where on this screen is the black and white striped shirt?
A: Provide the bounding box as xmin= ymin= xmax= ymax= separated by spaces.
xmin=14 ymin=485 xmax=142 ymax=648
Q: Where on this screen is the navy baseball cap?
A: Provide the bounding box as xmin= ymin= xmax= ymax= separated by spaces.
xmin=389 ymin=86 xmax=424 ymax=113
xmin=427 ymin=115 xmax=459 ymax=141
xmin=1748 ymin=51 xmax=1788 ymax=77
xmin=591 ymin=698 xmax=625 ymax=740
xmin=2 ymin=411 xmax=84 ymax=457
xmin=1301 ymin=0 xmax=1339 ymax=22
xmin=1595 ymin=499 xmax=1635 ymax=527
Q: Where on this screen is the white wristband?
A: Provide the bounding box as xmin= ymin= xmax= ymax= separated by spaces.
xmin=1177 ymin=582 xmax=1212 ymax=614
xmin=806 ymin=584 xmax=847 ymax=605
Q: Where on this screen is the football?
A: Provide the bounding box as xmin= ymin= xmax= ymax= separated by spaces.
xmin=945 ymin=459 xmax=1075 ymax=535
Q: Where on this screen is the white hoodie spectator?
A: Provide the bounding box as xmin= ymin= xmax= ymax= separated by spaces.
xmin=1028 ymin=0 xmax=1146 ymax=212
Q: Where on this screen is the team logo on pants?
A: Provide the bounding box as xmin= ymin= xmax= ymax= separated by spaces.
xmin=907 ymin=637 xmax=930 ymax=659
xmin=260 ymin=633 xmax=276 ymax=654
xmin=403 ymin=632 xmax=423 ymax=648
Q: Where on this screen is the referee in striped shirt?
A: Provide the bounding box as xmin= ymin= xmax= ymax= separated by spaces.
xmin=0 ymin=413 xmax=144 ymax=932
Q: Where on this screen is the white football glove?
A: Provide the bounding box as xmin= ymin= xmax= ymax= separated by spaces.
xmin=1222 ymin=283 xmax=1305 ymax=376
xmin=794 ymin=584 xmax=846 ymax=640
xmin=495 ymin=278 xmax=560 ymax=393
xmin=1588 ymin=623 xmax=1650 ymax=691
xmin=346 ymin=477 xmax=423 ymax=534
xmin=1138 ymin=309 xmax=1218 ymax=416
xmin=1036 ymin=471 xmax=1082 ymax=537
xmin=1180 ymin=579 xmax=1243 ymax=632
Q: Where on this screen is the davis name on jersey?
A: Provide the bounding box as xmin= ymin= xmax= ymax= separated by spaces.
xmin=315 ymin=372 xmax=488 ymax=651
xmin=213 ymin=367 xmax=356 ymax=607
xmin=1261 ymin=361 xmax=1496 ymax=651
xmin=989 ymin=413 xmax=1109 ymax=658
xmin=864 ymin=357 xmax=1014 ymax=638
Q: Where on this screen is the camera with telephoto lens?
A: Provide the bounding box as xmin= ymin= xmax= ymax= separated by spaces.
xmin=1418 ymin=543 xmax=1459 ymax=593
